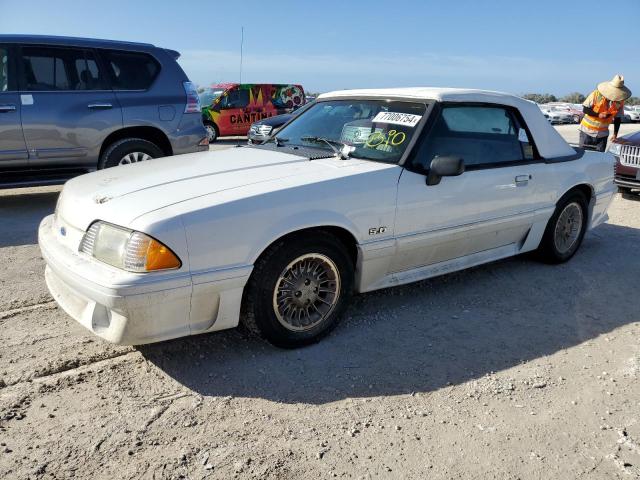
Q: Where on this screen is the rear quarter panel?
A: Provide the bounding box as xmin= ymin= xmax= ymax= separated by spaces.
xmin=540 ymin=151 xmax=615 ymax=228
xmin=112 ymin=47 xmax=200 ymax=150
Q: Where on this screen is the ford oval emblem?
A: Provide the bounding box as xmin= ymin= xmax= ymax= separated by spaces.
xmin=60 ymin=226 xmax=66 ymax=236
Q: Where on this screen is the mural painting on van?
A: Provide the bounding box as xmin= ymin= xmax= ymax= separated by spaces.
xmin=200 ymin=83 xmax=305 ymax=138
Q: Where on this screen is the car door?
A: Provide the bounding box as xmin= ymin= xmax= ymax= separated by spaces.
xmin=17 ymin=45 xmax=122 ymax=167
xmin=0 ymin=44 xmax=28 ymax=167
xmin=392 ymin=103 xmax=547 ymax=274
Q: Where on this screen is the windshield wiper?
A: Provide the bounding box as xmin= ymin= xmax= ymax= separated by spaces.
xmin=300 ymin=136 xmax=353 ymax=160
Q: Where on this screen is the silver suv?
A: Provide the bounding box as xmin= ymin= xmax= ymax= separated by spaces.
xmin=0 ymin=35 xmax=208 ymax=187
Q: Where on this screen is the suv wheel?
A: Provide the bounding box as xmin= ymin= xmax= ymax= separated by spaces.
xmin=205 ymin=123 xmax=218 ymax=143
xmin=241 ymin=233 xmax=354 ymax=348
xmin=537 ymin=190 xmax=588 ymax=264
xmin=99 ymin=138 xmax=164 ymax=169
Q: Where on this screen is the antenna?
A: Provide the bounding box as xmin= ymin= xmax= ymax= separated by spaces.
xmin=239 ymin=26 xmax=244 ymax=84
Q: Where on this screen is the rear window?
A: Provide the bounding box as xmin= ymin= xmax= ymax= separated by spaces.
xmin=101 ymin=50 xmax=159 ymax=90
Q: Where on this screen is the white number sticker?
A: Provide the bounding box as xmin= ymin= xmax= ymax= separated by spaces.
xmin=373 ymin=111 xmax=422 ymax=127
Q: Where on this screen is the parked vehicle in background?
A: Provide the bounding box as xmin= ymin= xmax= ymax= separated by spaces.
xmin=623 ymin=107 xmax=640 ymax=123
xmin=610 ymin=132 xmax=640 ymax=195
xmin=247 ymin=101 xmax=314 ymax=144
xmin=248 ymin=111 xmax=296 ymax=144
xmin=39 ymin=87 xmax=615 ymax=348
xmin=545 ymin=102 xmax=583 ymax=123
xmin=540 ymin=105 xmax=573 ymax=124
xmin=200 ymin=83 xmax=305 ymax=141
xmin=0 ymin=35 xmax=208 ymax=188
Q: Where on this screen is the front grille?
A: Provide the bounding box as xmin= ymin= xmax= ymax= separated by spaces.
xmin=252 ymin=125 xmax=272 ymax=136
xmin=79 ymin=223 xmax=100 ymax=255
xmin=620 ymin=145 xmax=640 ymax=167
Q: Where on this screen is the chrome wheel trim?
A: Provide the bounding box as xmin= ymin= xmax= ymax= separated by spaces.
xmin=272 ymin=253 xmax=341 ymax=332
xmin=553 ymin=202 xmax=583 ymax=254
xmin=118 ymin=151 xmax=152 ymax=165
xmin=205 ymin=124 xmax=217 ymax=141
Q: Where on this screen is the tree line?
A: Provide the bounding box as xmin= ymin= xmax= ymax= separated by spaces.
xmin=523 ymin=92 xmax=640 ymax=105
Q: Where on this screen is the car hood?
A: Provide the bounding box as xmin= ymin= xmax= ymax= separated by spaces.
xmin=618 ymin=131 xmax=640 ymax=145
xmin=56 ymin=147 xmax=384 ymax=231
xmin=253 ymin=113 xmax=294 ymax=128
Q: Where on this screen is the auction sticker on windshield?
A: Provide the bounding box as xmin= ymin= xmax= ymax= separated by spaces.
xmin=373 ymin=112 xmax=422 ymax=127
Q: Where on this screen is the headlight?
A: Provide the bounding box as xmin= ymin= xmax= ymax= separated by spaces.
xmin=79 ymin=221 xmax=181 ymax=272
xmin=608 ymin=143 xmax=622 ymax=156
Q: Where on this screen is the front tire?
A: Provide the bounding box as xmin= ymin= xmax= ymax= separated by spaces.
xmin=241 ymin=233 xmax=354 ymax=348
xmin=205 ymin=122 xmax=218 ymax=143
xmin=99 ymin=138 xmax=164 ymax=169
xmin=537 ymin=191 xmax=588 ymax=263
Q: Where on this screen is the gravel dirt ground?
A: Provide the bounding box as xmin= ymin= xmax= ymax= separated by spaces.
xmin=1 ymin=127 xmax=639 ymax=480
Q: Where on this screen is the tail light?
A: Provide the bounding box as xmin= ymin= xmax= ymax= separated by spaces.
xmin=183 ymin=81 xmax=201 ymax=113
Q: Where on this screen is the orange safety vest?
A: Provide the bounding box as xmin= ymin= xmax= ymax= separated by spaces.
xmin=580 ymin=90 xmax=623 ymax=133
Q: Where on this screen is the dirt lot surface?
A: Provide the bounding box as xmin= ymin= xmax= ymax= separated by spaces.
xmin=1 ymin=127 xmax=639 ymax=480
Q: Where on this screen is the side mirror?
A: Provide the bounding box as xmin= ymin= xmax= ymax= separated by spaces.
xmin=426 ymin=155 xmax=465 ymax=186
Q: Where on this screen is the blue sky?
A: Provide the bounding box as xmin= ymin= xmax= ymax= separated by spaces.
xmin=2 ymin=0 xmax=639 ymax=96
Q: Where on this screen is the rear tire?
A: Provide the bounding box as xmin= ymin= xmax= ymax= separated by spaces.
xmin=537 ymin=190 xmax=588 ymax=264
xmin=99 ymin=138 xmax=164 ymax=169
xmin=618 ymin=186 xmax=632 ymax=195
xmin=241 ymin=233 xmax=354 ymax=348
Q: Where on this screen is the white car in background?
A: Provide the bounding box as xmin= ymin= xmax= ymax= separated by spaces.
xmin=39 ymin=88 xmax=616 ymax=348
xmin=540 ymin=105 xmax=574 ymax=124
xmin=624 ymin=107 xmax=640 ymax=122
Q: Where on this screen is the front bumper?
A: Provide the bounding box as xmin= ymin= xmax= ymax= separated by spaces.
xmin=614 ymin=158 xmax=640 ymax=189
xmin=39 ymin=214 xmax=193 ymax=345
xmin=247 ymin=132 xmax=271 ymax=144
xmin=39 ymin=214 xmax=253 ymax=345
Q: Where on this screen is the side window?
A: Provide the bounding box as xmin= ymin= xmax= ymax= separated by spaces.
xmin=101 ymin=50 xmax=159 ymax=90
xmin=0 ymin=47 xmax=8 ymax=91
xmin=21 ymin=46 xmax=106 ymax=91
xmin=73 ymin=53 xmax=103 ymax=90
xmin=413 ymin=105 xmax=529 ymax=170
xmin=226 ymin=88 xmax=249 ymax=108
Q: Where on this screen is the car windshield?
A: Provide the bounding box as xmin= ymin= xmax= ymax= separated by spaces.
xmin=199 ymin=88 xmax=224 ymax=106
xmin=275 ymin=99 xmax=428 ymax=163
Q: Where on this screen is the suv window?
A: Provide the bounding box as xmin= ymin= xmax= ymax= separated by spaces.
xmin=1 ymin=47 xmax=8 ymax=91
xmin=413 ymin=105 xmax=532 ymax=170
xmin=101 ymin=50 xmax=159 ymax=90
xmin=20 ymin=46 xmax=106 ymax=91
xmin=223 ymin=88 xmax=249 ymax=109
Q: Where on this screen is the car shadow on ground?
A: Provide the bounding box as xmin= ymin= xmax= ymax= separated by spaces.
xmin=621 ymin=192 xmax=640 ymax=202
xmin=0 ymin=190 xmax=59 ymax=248
xmin=140 ymin=221 xmax=639 ymax=405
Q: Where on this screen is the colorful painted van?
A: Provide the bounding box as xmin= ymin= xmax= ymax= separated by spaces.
xmin=200 ymin=83 xmax=305 ymax=141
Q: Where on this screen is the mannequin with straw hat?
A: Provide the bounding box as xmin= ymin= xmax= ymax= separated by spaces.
xmin=579 ymin=74 xmax=632 ymax=152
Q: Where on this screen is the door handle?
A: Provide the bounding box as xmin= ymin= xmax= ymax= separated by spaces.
xmin=88 ymin=103 xmax=113 ymax=109
xmin=515 ymin=175 xmax=531 ymax=186
xmin=0 ymin=104 xmax=17 ymax=112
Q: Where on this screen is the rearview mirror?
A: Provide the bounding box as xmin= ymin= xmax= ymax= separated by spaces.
xmin=426 ymin=156 xmax=465 ymax=186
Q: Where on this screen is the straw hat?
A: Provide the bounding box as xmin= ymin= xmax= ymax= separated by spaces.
xmin=597 ymin=74 xmax=632 ymax=101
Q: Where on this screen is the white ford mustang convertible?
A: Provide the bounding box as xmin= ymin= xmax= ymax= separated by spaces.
xmin=39 ymin=88 xmax=615 ymax=348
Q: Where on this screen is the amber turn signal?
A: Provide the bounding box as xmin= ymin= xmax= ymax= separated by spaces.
xmin=145 ymin=238 xmax=182 ymax=271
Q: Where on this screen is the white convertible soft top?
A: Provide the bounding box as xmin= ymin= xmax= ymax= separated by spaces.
xmin=318 ymin=87 xmax=576 ymax=159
